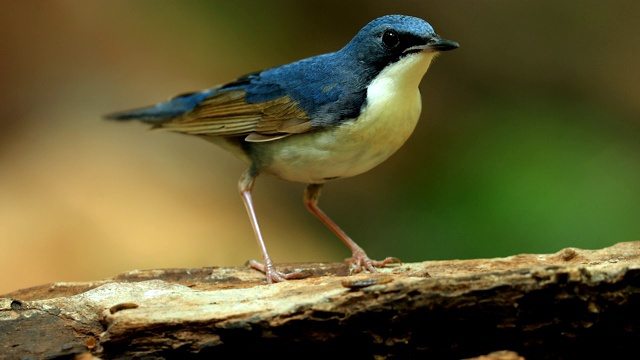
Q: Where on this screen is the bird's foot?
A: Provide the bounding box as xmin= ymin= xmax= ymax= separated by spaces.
xmin=248 ymin=260 xmax=312 ymax=283
xmin=347 ymin=249 xmax=401 ymax=274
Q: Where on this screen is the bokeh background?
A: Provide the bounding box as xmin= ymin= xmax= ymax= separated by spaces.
xmin=1 ymin=1 xmax=639 ymax=294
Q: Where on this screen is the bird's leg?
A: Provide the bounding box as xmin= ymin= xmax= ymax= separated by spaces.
xmin=304 ymin=184 xmax=400 ymax=274
xmin=239 ymin=169 xmax=309 ymax=283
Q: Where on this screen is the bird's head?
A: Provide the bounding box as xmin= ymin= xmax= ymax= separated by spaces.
xmin=342 ymin=14 xmax=459 ymax=73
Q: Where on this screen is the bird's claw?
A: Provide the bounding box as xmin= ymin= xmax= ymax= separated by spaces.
xmin=248 ymin=260 xmax=311 ymax=283
xmin=347 ymin=250 xmax=401 ymax=274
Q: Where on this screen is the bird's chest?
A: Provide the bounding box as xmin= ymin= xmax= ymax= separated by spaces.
xmin=258 ymin=82 xmax=422 ymax=184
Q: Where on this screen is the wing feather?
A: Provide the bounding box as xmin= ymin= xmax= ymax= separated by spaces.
xmin=154 ymin=88 xmax=312 ymax=142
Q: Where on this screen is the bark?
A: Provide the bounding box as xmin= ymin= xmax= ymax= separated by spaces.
xmin=2 ymin=242 xmax=639 ymax=359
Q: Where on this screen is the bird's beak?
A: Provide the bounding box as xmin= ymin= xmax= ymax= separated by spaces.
xmin=405 ymin=37 xmax=459 ymax=53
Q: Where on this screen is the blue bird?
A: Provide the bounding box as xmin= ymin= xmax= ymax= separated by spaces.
xmin=106 ymin=14 xmax=458 ymax=283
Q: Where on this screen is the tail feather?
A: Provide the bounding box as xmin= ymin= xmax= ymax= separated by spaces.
xmin=105 ymin=90 xmax=214 ymax=122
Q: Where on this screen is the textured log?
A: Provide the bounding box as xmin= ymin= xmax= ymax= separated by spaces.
xmin=2 ymin=242 xmax=639 ymax=359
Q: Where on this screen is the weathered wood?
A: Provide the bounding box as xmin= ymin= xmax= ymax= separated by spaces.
xmin=2 ymin=242 xmax=639 ymax=359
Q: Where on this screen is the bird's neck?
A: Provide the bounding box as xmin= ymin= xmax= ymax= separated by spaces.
xmin=370 ymin=51 xmax=437 ymax=96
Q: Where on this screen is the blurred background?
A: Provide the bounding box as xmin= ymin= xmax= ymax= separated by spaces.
xmin=1 ymin=1 xmax=639 ymax=294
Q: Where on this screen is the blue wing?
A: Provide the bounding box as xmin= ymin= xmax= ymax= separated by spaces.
xmin=105 ymin=52 xmax=369 ymax=142
xmin=106 ymin=80 xmax=311 ymax=142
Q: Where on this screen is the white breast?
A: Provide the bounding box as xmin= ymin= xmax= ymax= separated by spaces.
xmin=257 ymin=51 xmax=437 ymax=184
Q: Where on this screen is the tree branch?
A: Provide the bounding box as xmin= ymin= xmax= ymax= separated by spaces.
xmin=2 ymin=242 xmax=639 ymax=359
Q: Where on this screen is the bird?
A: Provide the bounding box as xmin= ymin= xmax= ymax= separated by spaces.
xmin=106 ymin=14 xmax=459 ymax=283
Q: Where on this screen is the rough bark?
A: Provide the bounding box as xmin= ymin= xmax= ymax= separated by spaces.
xmin=2 ymin=242 xmax=639 ymax=359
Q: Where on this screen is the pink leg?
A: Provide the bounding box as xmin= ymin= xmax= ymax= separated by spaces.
xmin=239 ymin=169 xmax=308 ymax=283
xmin=304 ymin=184 xmax=400 ymax=274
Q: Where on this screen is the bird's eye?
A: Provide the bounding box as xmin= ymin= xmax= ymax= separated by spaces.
xmin=381 ymin=29 xmax=400 ymax=49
